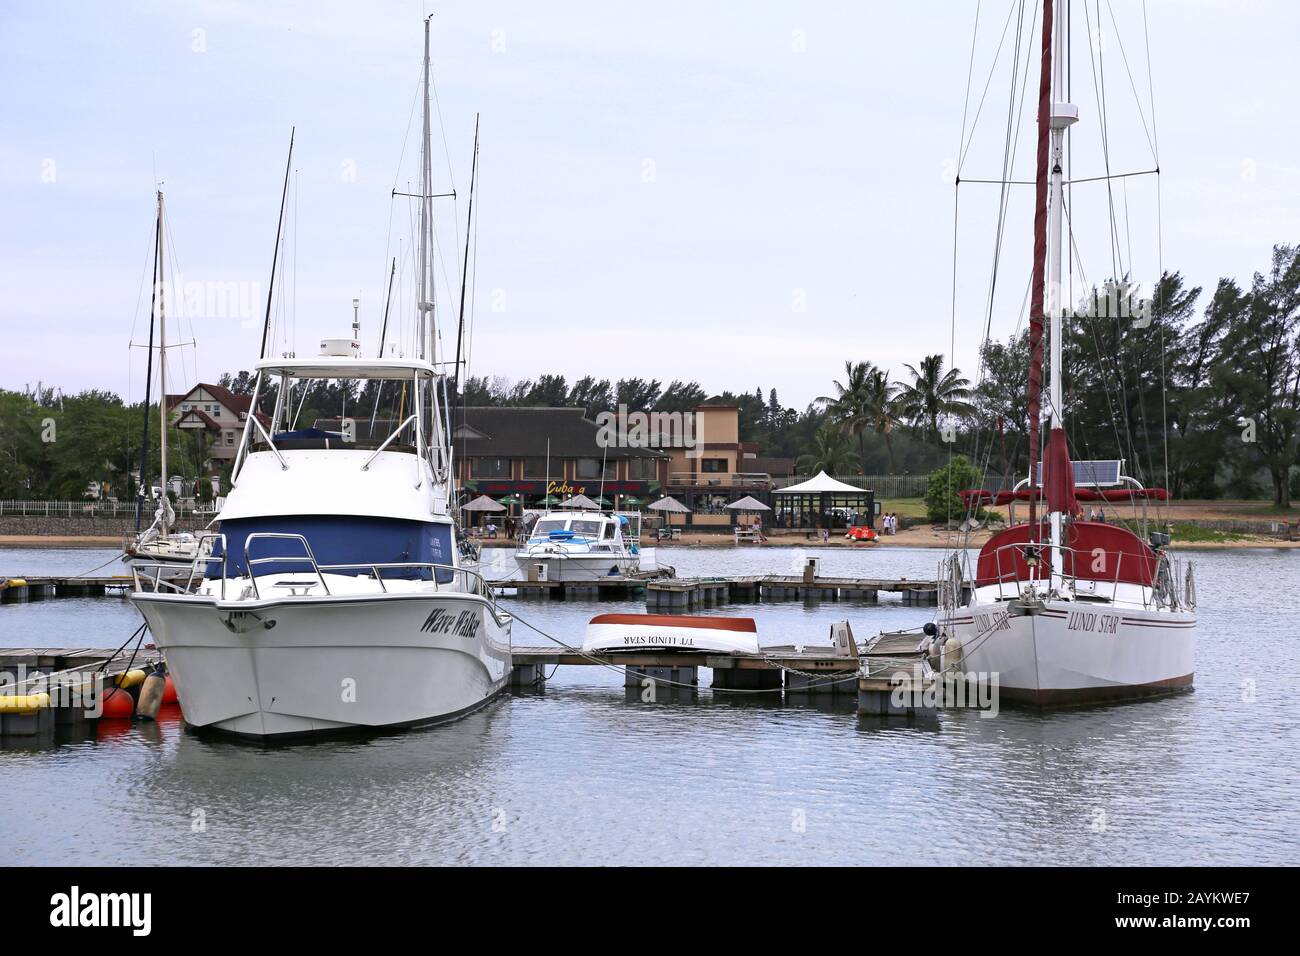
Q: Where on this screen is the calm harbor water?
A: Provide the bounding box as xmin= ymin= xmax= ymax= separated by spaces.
xmin=1 ymin=544 xmax=1297 ymax=866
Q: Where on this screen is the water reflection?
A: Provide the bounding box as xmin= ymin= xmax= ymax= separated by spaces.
xmin=0 ymin=545 xmax=1296 ymax=864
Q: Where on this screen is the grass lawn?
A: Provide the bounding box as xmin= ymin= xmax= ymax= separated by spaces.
xmin=883 ymin=497 xmax=929 ymax=519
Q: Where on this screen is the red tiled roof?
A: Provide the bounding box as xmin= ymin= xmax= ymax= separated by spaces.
xmin=167 ymin=382 xmax=255 ymax=415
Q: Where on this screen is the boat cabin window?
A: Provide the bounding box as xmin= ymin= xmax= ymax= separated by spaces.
xmin=601 ymin=523 xmax=615 ymax=540
xmin=569 ymin=520 xmax=602 ymax=537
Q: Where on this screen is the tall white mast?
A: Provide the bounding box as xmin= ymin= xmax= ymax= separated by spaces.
xmin=1047 ymin=1 xmax=1076 ymax=577
xmin=417 ymin=15 xmax=450 ymax=488
xmin=418 ymin=15 xmax=435 ymax=365
xmin=157 ymin=190 xmax=169 ymax=517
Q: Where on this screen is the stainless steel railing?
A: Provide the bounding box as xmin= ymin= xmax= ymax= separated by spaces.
xmin=130 ymin=530 xmax=501 ymax=614
xmin=951 ymin=541 xmax=1193 ymax=611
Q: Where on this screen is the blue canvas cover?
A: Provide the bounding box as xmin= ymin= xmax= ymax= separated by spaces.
xmin=210 ymin=515 xmax=455 ymax=582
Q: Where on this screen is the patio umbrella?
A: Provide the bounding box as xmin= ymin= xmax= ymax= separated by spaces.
xmin=559 ymin=493 xmax=600 ymax=510
xmin=539 ymin=495 xmax=561 ymax=507
xmin=622 ymin=496 xmax=642 ymax=507
xmin=647 ymin=495 xmax=690 ymax=514
xmin=724 ymin=495 xmax=771 ymax=511
xmin=593 ymin=496 xmax=612 ymax=508
xmin=460 ymin=494 xmax=505 ymax=512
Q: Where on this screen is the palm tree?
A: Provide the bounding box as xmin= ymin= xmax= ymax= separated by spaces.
xmin=862 ymin=366 xmax=902 ymax=472
xmin=896 ymin=354 xmax=974 ymax=443
xmin=816 ymin=361 xmax=874 ymax=471
xmin=797 ymin=423 xmax=860 ymax=475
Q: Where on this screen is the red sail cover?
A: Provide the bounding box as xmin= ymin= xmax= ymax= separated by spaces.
xmin=1025 ymin=0 xmax=1055 ymax=536
xmin=959 ymin=488 xmax=1170 ymax=505
xmin=974 ymin=522 xmax=1158 ymax=587
xmin=1044 ymin=427 xmax=1078 ymax=516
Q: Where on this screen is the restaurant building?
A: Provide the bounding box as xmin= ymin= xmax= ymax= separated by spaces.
xmin=450 ymin=403 xmax=814 ymax=528
xmin=452 ymin=406 xmax=668 ymax=510
xmin=656 ymin=404 xmax=793 ymax=528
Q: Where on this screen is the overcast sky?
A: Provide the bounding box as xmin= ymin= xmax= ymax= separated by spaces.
xmin=2 ymin=0 xmax=1296 ymax=409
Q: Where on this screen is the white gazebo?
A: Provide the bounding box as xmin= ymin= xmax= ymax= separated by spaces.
xmin=773 ymin=471 xmax=874 ymax=530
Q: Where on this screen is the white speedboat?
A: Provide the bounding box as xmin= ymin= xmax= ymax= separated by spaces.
xmin=129 ymin=18 xmax=512 ymax=738
xmin=583 ymin=613 xmax=760 ymax=655
xmin=936 ymin=0 xmax=1195 ymax=706
xmin=515 ymin=510 xmax=641 ymax=582
xmin=129 ymin=355 xmax=513 ymax=738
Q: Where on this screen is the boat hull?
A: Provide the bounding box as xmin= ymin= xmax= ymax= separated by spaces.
xmin=583 ymin=613 xmax=761 ymax=655
xmin=944 ymin=600 xmax=1195 ymax=707
xmin=131 ymin=590 xmax=512 ymax=737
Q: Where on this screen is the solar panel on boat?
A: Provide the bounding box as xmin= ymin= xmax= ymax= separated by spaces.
xmin=1035 ymin=459 xmax=1123 ymax=487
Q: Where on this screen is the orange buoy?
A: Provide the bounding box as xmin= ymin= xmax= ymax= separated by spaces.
xmin=162 ymin=675 xmax=178 ymax=705
xmin=99 ymin=687 xmax=135 ymax=719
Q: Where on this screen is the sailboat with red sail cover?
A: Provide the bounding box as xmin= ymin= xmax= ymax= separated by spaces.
xmin=938 ymin=0 xmax=1196 ymax=705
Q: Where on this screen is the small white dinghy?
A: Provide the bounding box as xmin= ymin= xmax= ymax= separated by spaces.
xmin=583 ymin=613 xmax=760 ymax=655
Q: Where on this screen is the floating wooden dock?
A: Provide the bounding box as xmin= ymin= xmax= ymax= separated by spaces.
xmin=508 ymin=627 xmax=967 ymax=718
xmin=509 ymin=642 xmax=862 ymax=694
xmin=0 ymin=575 xmax=133 ymax=602
xmin=490 ymin=573 xmax=960 ymax=608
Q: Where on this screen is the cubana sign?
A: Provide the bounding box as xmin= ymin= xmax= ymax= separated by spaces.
xmin=468 ymin=479 xmax=659 ymax=496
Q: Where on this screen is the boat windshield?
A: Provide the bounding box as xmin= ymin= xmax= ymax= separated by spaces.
xmin=533 ymin=519 xmax=569 ymax=536
xmin=569 ymin=520 xmax=603 ymax=537
xmin=248 ymin=373 xmax=433 ymax=454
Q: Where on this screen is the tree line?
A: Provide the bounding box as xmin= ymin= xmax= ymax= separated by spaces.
xmin=2 ymin=244 xmax=1296 ymax=506
xmin=808 ymin=245 xmax=1300 ymax=508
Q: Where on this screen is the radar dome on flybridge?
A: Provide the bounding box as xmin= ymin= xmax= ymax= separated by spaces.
xmin=319 ymin=338 xmax=360 ymax=357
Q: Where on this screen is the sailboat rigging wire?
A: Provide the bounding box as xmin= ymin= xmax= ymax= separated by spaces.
xmin=1063 ymin=198 xmax=1137 ymax=466
xmin=958 ymin=0 xmax=1026 ymax=172
xmin=453 ymin=115 xmax=480 ymax=395
xmin=976 ymin=0 xmax=1034 ymax=382
xmin=378 ymin=256 xmax=398 ymax=358
xmin=953 ymin=2 xmax=1038 ymax=551
xmin=378 ymin=75 xmax=424 ymax=350
xmin=1103 ymin=0 xmax=1157 ymax=162
xmin=1079 ymin=0 xmax=1159 ymax=487
xmin=466 ymin=165 xmax=480 ymax=376
xmin=136 ymin=202 xmax=161 ymax=530
xmin=1082 ymin=0 xmax=1125 ymax=281
xmin=162 ymin=213 xmax=198 ymax=392
xmin=259 ymin=128 xmax=295 ymax=360
xmin=960 ymin=167 xmax=1157 ymax=185
xmin=955 ymin=0 xmax=983 ymax=167
xmin=1144 ymin=0 xmax=1170 ymax=515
